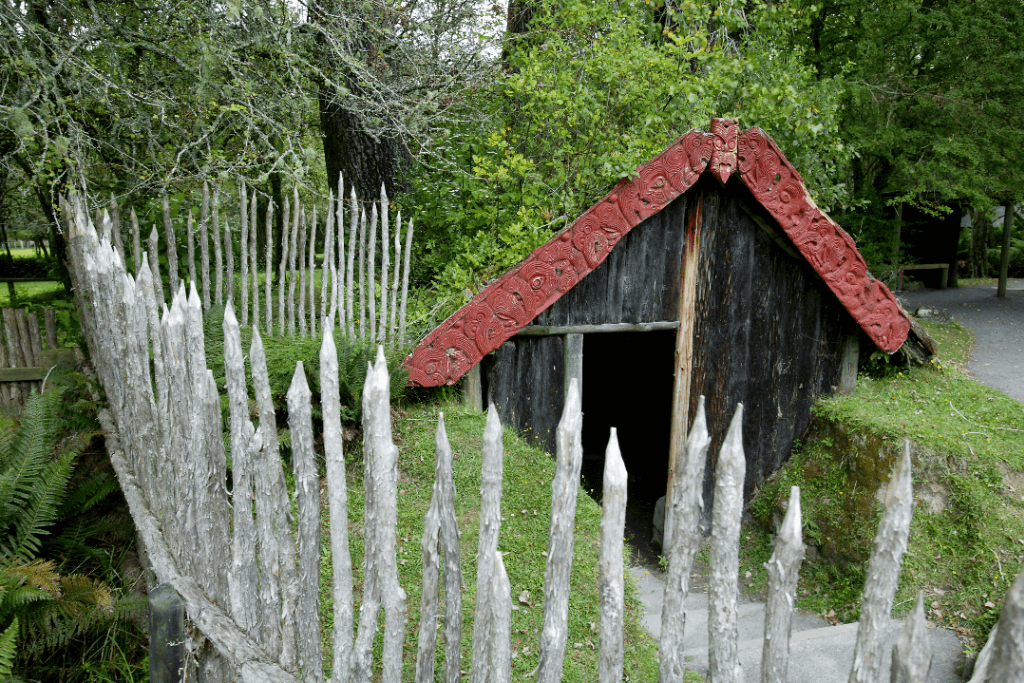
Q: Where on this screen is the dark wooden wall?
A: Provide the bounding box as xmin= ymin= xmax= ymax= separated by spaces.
xmin=485 ymin=195 xmax=690 ymax=452
xmin=483 ymin=335 xmax=566 ymax=454
xmin=532 ymin=194 xmax=690 ymax=326
xmin=484 ymin=177 xmax=856 ymax=519
xmin=689 ymin=176 xmax=855 ymax=519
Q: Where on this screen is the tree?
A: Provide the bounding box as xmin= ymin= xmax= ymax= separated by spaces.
xmin=805 ymin=0 xmax=1024 ymax=270
xmin=402 ymin=0 xmax=851 ymax=320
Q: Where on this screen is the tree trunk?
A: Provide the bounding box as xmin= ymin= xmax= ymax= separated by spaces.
xmin=319 ymin=91 xmax=407 ymax=207
xmin=997 ymin=202 xmax=1015 ymax=298
xmin=971 ymin=208 xmax=992 ymax=278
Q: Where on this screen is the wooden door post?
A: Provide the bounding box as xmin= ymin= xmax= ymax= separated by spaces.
xmin=665 ymin=193 xmax=702 ymax=551
xmin=563 ymin=333 xmax=583 ymax=404
xmin=462 ymin=365 xmax=483 ymax=412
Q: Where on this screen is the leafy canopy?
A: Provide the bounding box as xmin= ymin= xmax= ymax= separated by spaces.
xmin=403 ymin=0 xmax=850 ymax=320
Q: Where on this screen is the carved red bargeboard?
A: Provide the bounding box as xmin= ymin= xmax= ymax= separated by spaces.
xmin=406 ymin=120 xmax=912 ymax=387
xmin=736 ymin=128 xmax=910 ymax=352
xmin=405 ymin=129 xmax=715 ymax=387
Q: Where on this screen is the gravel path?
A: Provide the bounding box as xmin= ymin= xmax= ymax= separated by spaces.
xmin=897 ymin=279 xmax=1024 ymax=402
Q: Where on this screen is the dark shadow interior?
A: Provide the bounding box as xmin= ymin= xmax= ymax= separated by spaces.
xmin=580 ymin=330 xmax=675 ymax=563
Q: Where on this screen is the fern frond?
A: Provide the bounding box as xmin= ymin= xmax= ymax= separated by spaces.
xmin=56 ymin=469 xmax=118 ymax=518
xmin=4 ymin=450 xmax=75 ymax=560
xmin=0 ymin=616 xmax=18 ymax=677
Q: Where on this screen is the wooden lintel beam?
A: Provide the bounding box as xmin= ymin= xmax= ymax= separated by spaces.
xmin=515 ymin=321 xmax=680 ymax=337
xmin=0 ymin=367 xmax=44 ymax=382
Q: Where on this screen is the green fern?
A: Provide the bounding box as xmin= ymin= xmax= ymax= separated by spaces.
xmin=0 ymin=616 xmax=18 ymax=678
xmin=0 ymin=386 xmax=137 ymax=677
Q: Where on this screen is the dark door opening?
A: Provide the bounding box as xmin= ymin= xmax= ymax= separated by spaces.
xmin=579 ymin=330 xmax=676 ymax=563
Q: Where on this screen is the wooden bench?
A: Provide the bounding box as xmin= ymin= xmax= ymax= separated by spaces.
xmin=899 ymin=263 xmax=949 ymax=290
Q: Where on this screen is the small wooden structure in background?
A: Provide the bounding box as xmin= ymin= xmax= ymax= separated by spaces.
xmin=0 ymin=308 xmax=75 ymax=410
xmin=407 ymin=118 xmax=934 ymax=519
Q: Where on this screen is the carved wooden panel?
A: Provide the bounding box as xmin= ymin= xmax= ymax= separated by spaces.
xmin=735 ymin=128 xmax=910 ymax=352
xmin=406 ymin=129 xmax=714 ymax=387
xmin=406 ymin=119 xmax=912 ymax=387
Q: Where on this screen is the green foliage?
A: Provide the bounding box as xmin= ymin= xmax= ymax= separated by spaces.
xmin=806 ymin=0 xmax=1024 ymax=263
xmin=203 ymin=304 xmax=410 ymax=428
xmin=403 ymin=0 xmax=850 ymax=320
xmin=0 ymin=385 xmax=146 ymax=679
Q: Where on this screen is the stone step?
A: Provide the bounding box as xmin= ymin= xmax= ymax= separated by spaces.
xmin=629 ymin=566 xmax=966 ymax=682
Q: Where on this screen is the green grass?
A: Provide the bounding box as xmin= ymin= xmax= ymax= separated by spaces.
xmin=0 ymin=281 xmax=66 ymax=307
xmin=743 ymin=317 xmax=1024 ymax=649
xmin=316 ymin=400 xmax=663 ymax=682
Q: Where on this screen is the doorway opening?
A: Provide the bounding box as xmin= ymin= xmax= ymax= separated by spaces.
xmin=579 ymin=330 xmax=676 ymax=564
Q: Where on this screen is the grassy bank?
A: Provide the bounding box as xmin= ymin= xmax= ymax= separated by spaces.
xmin=741 ymin=317 xmax=1024 ymax=650
xmin=317 ymin=400 xmax=662 ymax=681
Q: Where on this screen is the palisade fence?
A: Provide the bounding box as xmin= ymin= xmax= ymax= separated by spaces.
xmin=86 ymin=176 xmax=415 ymax=345
xmin=61 ymin=192 xmax=1024 ymax=683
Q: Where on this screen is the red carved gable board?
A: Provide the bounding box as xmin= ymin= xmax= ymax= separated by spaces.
xmin=406 ymin=119 xmax=911 ymax=387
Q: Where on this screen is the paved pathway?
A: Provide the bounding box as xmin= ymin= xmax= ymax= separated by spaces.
xmin=898 ymin=279 xmax=1024 ymax=402
xmin=630 ymin=564 xmax=964 ymax=682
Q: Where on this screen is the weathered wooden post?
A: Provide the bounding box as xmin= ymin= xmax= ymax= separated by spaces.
xmin=347 ymin=186 xmax=358 ymax=339
xmin=200 ymin=181 xmax=210 ymax=312
xmin=709 ymin=405 xmax=745 ymax=683
xmin=288 ymin=188 xmax=299 ymax=336
xmin=320 ymin=323 xmax=353 ymax=681
xmin=470 ymin=404 xmax=504 ymax=683
xmin=223 ymin=209 xmax=233 ymax=310
xmin=335 ymin=174 xmax=346 ymax=337
xmin=251 ymin=193 xmax=260 ymax=332
xmin=849 ymin=440 xmax=913 ymax=683
xmin=488 ymin=551 xmax=513 ymax=683
xmin=298 ymin=207 xmax=308 ymax=336
xmin=659 ymin=397 xmax=710 ymax=683
xmin=239 ymin=183 xmax=249 ymax=327
xmin=415 ymin=412 xmax=462 ymax=683
xmin=307 ymin=206 xmax=317 ymax=337
xmin=147 ymin=227 xmax=165 ymax=305
xmin=222 ymin=303 xmax=258 ymax=635
xmin=278 ymin=196 xmax=290 ymax=337
xmin=186 ymin=211 xmax=197 ymax=293
xmin=398 ymin=217 xmax=413 ymax=343
xmin=149 ymin=583 xmax=184 ymax=683
xmin=537 ymin=378 xmax=583 ymax=683
xmin=130 ymin=208 xmax=141 ymax=277
xmin=162 ymin=194 xmax=178 ymax=289
xmin=265 ymin=201 xmax=273 ymax=335
xmin=352 ymin=347 xmax=407 ymax=683
xmin=287 ymin=363 xmax=324 ymax=683
xmin=761 ymin=486 xmax=804 ymax=683
xmin=890 ymin=592 xmax=931 ymax=683
xmin=983 ymin=566 xmax=1024 ymax=682
xmin=358 ymin=207 xmax=367 ymax=340
xmin=599 ymin=428 xmax=627 ymax=683
xmin=107 ymin=194 xmax=124 ymax=265
xmin=321 ymin=199 xmax=334 ymax=331
xmin=388 ymin=210 xmax=400 ymax=341
xmin=214 ymin=189 xmax=224 ymax=308
xmin=367 ymin=205 xmax=377 ymax=343
xmin=379 ymin=185 xmax=389 ymax=343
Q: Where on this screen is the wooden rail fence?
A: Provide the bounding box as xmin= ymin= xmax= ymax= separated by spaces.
xmin=62 ymin=192 xmax=1024 ymax=683
xmin=83 ymin=177 xmax=414 ymax=345
xmin=0 ymin=307 xmax=74 ymax=410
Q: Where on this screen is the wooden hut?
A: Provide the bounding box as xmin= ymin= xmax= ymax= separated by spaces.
xmin=405 ymin=118 xmax=932 ymax=525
